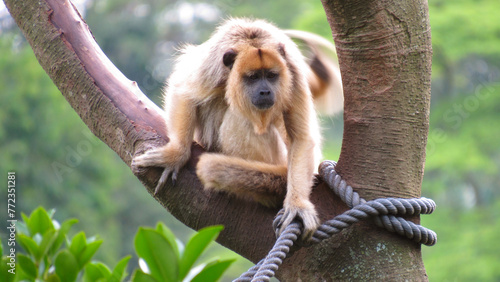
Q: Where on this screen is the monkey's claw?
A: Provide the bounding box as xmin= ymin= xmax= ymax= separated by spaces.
xmin=171 ymin=171 xmax=178 ymax=186
xmin=154 ymin=168 xmax=180 ymax=195
xmin=154 ymin=168 xmax=170 ymax=195
xmin=132 ymin=145 xmax=188 ymax=195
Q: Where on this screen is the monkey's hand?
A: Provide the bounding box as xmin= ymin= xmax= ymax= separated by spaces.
xmin=132 ymin=142 xmax=191 ymax=195
xmin=276 ymin=197 xmax=319 ymax=241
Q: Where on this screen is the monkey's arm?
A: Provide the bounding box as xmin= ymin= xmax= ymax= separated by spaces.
xmin=132 ymin=92 xmax=196 ymax=194
xmin=280 ymin=95 xmax=320 ymax=239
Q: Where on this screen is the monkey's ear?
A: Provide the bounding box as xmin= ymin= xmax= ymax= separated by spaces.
xmin=278 ymin=43 xmax=286 ymax=58
xmin=223 ymin=49 xmax=237 ymax=69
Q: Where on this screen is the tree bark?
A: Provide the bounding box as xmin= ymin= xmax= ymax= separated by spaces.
xmin=314 ymin=0 xmax=432 ymax=279
xmin=5 ymin=0 xmax=432 ymax=280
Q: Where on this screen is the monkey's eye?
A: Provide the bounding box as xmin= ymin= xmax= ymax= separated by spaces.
xmin=247 ymin=73 xmax=260 ymax=81
xmin=266 ymin=72 xmax=278 ymax=80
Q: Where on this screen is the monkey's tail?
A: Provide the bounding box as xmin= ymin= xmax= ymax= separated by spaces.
xmin=285 ymin=30 xmax=344 ymax=115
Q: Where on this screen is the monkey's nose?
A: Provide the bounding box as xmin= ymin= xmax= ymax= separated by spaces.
xmin=260 ymin=90 xmax=271 ymax=96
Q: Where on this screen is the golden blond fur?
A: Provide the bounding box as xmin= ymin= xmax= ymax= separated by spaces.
xmin=133 ymin=18 xmax=342 ymax=238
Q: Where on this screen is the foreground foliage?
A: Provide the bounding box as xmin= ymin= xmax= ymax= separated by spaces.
xmin=0 ymin=207 xmax=234 ymax=282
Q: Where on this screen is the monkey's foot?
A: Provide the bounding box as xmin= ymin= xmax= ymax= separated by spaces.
xmin=132 ymin=145 xmax=189 ymax=195
xmin=275 ymin=201 xmax=319 ymax=240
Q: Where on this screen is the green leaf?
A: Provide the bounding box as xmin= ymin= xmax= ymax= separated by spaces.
xmin=27 ymin=207 xmax=55 ymax=236
xmin=21 ymin=213 xmax=30 ymax=231
xmin=0 ymin=256 xmax=16 ymax=282
xmin=45 ymin=272 xmax=62 ymax=282
xmin=17 ymin=234 xmax=39 ymax=258
xmin=135 ymin=227 xmax=178 ymax=282
xmin=155 ymin=223 xmax=180 ymax=259
xmin=17 ymin=253 xmax=37 ymax=280
xmin=78 ymin=240 xmax=103 ymax=268
xmin=109 ymin=255 xmax=131 ymax=282
xmin=32 ymin=233 xmax=43 ymax=245
xmin=83 ymin=262 xmax=112 ymax=282
xmin=69 ymin=232 xmax=86 ymax=259
xmin=191 ymin=259 xmax=236 ymax=282
xmin=179 ymin=225 xmax=223 ymax=280
xmin=55 ymin=250 xmax=79 ymax=282
xmin=68 ymin=232 xmax=102 ymax=269
xmin=96 ymin=263 xmax=112 ymax=276
xmin=47 ymin=208 xmax=57 ymax=219
xmin=131 ymin=270 xmax=159 ymax=282
xmin=36 ymin=229 xmax=57 ymax=261
xmin=49 ymin=218 xmax=78 ymax=257
xmin=15 ymin=221 xmax=29 ymax=237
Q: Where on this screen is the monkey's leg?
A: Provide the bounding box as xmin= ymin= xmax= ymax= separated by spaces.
xmin=196 ymin=153 xmax=287 ymax=207
xmin=132 ymin=92 xmax=196 ymax=194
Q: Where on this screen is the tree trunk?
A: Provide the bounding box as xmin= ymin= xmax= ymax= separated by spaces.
xmin=4 ymin=0 xmax=432 ymax=280
xmin=311 ymin=0 xmax=432 ymax=279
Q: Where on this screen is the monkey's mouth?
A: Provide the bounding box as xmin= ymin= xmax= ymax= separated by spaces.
xmin=252 ymin=98 xmax=275 ymax=110
xmin=252 ymin=92 xmax=275 ymax=110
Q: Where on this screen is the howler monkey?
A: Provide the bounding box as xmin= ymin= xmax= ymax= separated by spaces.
xmin=133 ymin=18 xmax=342 ymax=238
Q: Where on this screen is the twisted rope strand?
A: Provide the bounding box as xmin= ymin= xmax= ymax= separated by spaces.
xmin=234 ymin=160 xmax=437 ymax=282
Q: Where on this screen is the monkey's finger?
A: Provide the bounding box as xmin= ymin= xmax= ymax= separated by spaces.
xmin=277 ymin=209 xmax=297 ymax=236
xmin=273 ymin=209 xmax=286 ymax=234
xmin=301 ymin=227 xmax=315 ymax=241
xmin=154 ymin=168 xmax=172 ymax=195
xmin=132 ymin=148 xmax=166 ymax=167
xmin=296 ymin=211 xmax=319 ymax=240
xmin=131 ymin=157 xmax=144 ymax=168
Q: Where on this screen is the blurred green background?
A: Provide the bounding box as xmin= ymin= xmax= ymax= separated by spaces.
xmin=0 ymin=0 xmax=499 ymax=280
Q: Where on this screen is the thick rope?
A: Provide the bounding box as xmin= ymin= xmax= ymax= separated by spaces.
xmin=235 ymin=160 xmax=437 ymax=282
xmin=317 ymin=160 xmax=437 ymax=246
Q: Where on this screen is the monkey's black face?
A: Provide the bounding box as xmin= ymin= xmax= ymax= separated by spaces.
xmin=243 ymin=69 xmax=279 ymax=110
